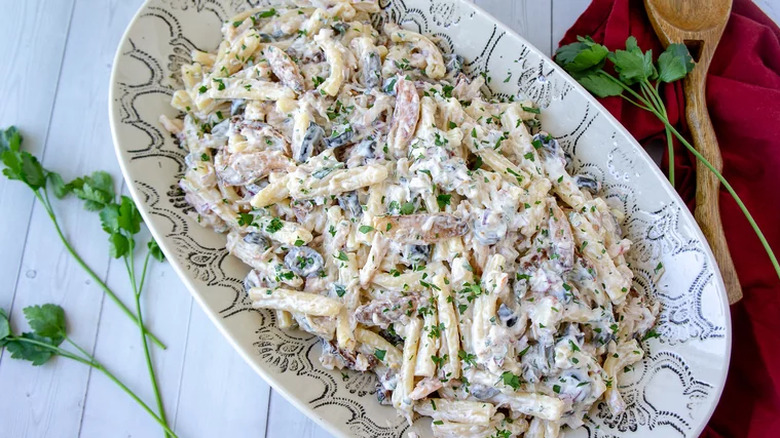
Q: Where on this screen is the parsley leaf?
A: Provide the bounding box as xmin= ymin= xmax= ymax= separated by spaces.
xmin=108 ymin=232 xmax=130 ymax=258
xmin=0 ymin=126 xmax=22 ymax=153
xmin=577 ymin=71 xmax=624 ymax=97
xmin=148 ymin=239 xmax=165 ymax=262
xmin=257 ymin=8 xmax=277 ymax=18
xmin=5 ymin=332 xmax=59 ymax=366
xmin=641 ymin=329 xmax=661 ymax=342
xmin=358 ymin=225 xmax=374 ymax=234
xmin=23 ymin=304 xmax=66 ymax=341
xmin=555 ymin=36 xmax=609 ymax=74
xmin=399 ymin=201 xmax=415 ymax=215
xmin=117 ymin=196 xmax=142 ymax=234
xmin=458 ymin=349 xmax=477 ymax=366
xmin=48 ymin=172 xmax=69 ymax=199
xmin=69 ymin=171 xmax=115 ymax=211
xmin=374 ymin=348 xmax=386 ymax=361
xmin=0 ymin=308 xmax=10 ymax=342
xmin=607 ymin=36 xmax=657 ymax=84
xmin=1 ymin=127 xmax=47 ymax=191
xmin=237 ymin=212 xmax=255 ymax=227
xmin=521 ymin=105 xmax=541 ymax=114
xmin=657 ymin=43 xmax=695 ymax=83
xmin=491 ymin=429 xmax=511 ymax=438
xmin=500 ymin=371 xmax=521 ymax=391
xmin=436 ymin=193 xmax=451 ymax=210
xmin=265 ymin=217 xmax=283 ymax=233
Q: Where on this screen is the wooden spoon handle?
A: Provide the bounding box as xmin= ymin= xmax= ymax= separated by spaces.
xmin=683 ymin=68 xmax=743 ymax=303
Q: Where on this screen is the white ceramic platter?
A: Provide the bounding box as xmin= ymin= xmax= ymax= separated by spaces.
xmin=109 ymin=1 xmax=731 ymax=436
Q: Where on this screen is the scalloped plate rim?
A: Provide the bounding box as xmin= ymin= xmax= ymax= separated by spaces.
xmin=107 ymin=1 xmax=732 ymax=436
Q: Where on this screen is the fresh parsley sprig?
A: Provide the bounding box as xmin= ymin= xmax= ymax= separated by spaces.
xmin=0 ymin=127 xmax=165 ymax=348
xmin=0 ymin=305 xmax=177 ymax=437
xmin=77 ymin=187 xmax=170 ymax=436
xmin=1 ymin=126 xmax=172 ymax=436
xmin=59 ymin=160 xmax=170 ymax=435
xmin=555 ymin=37 xmax=780 ymax=282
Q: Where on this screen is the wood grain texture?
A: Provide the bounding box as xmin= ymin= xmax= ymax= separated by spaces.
xmin=173 ymin=307 xmax=272 ymax=438
xmin=475 ymin=0 xmax=553 ymax=55
xmin=552 ymin=0 xmax=591 ymax=49
xmin=645 ymin=0 xmax=743 ymax=303
xmin=265 ymin=390 xmax=333 ymax=438
xmin=0 ymin=0 xmax=75 ymax=328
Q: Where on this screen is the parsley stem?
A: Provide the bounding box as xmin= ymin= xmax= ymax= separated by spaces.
xmin=664 ymin=125 xmax=675 ymax=186
xmin=652 ymin=114 xmax=780 ymax=281
xmin=126 ymin=248 xmax=170 ymax=437
xmin=638 ymin=80 xmax=675 ymax=186
xmin=598 ymin=69 xmax=653 ymax=108
xmin=6 ymin=336 xmax=177 ymax=437
xmin=93 ymin=361 xmax=177 ymax=437
xmin=137 ymin=247 xmax=152 ymax=296
xmin=65 ymin=336 xmax=93 ymax=360
xmin=33 ymin=189 xmax=166 ymax=349
xmin=650 ymin=81 xmax=676 ymax=185
xmin=640 ymin=80 xmax=664 ymax=116
xmin=10 ymin=336 xmax=94 ymax=366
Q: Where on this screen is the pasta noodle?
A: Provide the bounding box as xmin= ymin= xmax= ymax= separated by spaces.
xmin=162 ymin=1 xmax=660 ymax=436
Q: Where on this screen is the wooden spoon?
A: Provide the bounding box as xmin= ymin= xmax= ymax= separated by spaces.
xmin=644 ymin=0 xmax=742 ymax=303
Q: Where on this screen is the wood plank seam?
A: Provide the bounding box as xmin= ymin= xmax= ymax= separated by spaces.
xmin=171 ymin=298 xmax=195 ymax=430
xmin=0 ymin=0 xmax=78 ymax=369
xmin=74 ymin=180 xmax=128 ymax=436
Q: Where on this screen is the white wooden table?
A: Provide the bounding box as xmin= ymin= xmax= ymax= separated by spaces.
xmin=0 ymin=1 xmax=776 ymax=437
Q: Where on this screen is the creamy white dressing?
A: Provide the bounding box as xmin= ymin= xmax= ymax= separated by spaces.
xmin=163 ymin=2 xmax=660 ymax=437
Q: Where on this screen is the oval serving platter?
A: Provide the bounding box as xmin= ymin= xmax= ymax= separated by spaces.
xmin=109 ymin=1 xmax=731 ymax=436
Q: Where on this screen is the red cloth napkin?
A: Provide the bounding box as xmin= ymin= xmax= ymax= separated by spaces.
xmin=560 ymin=1 xmax=780 ymax=437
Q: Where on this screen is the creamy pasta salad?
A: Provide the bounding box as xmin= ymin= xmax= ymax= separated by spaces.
xmin=160 ymin=1 xmax=660 ymax=436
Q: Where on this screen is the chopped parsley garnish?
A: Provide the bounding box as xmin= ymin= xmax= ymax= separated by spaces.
xmin=237 ymin=213 xmax=255 ymax=227
xmin=521 ymin=105 xmax=541 ymax=114
xmin=436 ymin=194 xmax=451 ymax=210
xmin=431 ymin=354 xmax=447 ymax=367
xmin=641 ymin=329 xmax=661 ymax=341
xmin=428 ymin=322 xmax=445 ymax=339
xmin=458 ymin=349 xmax=477 ymax=366
xmin=399 ymin=201 xmax=415 ymax=215
xmin=265 ymin=217 xmax=283 ymax=233
xmin=257 ymin=8 xmax=277 ymax=18
xmin=500 ymin=371 xmax=521 ymax=391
